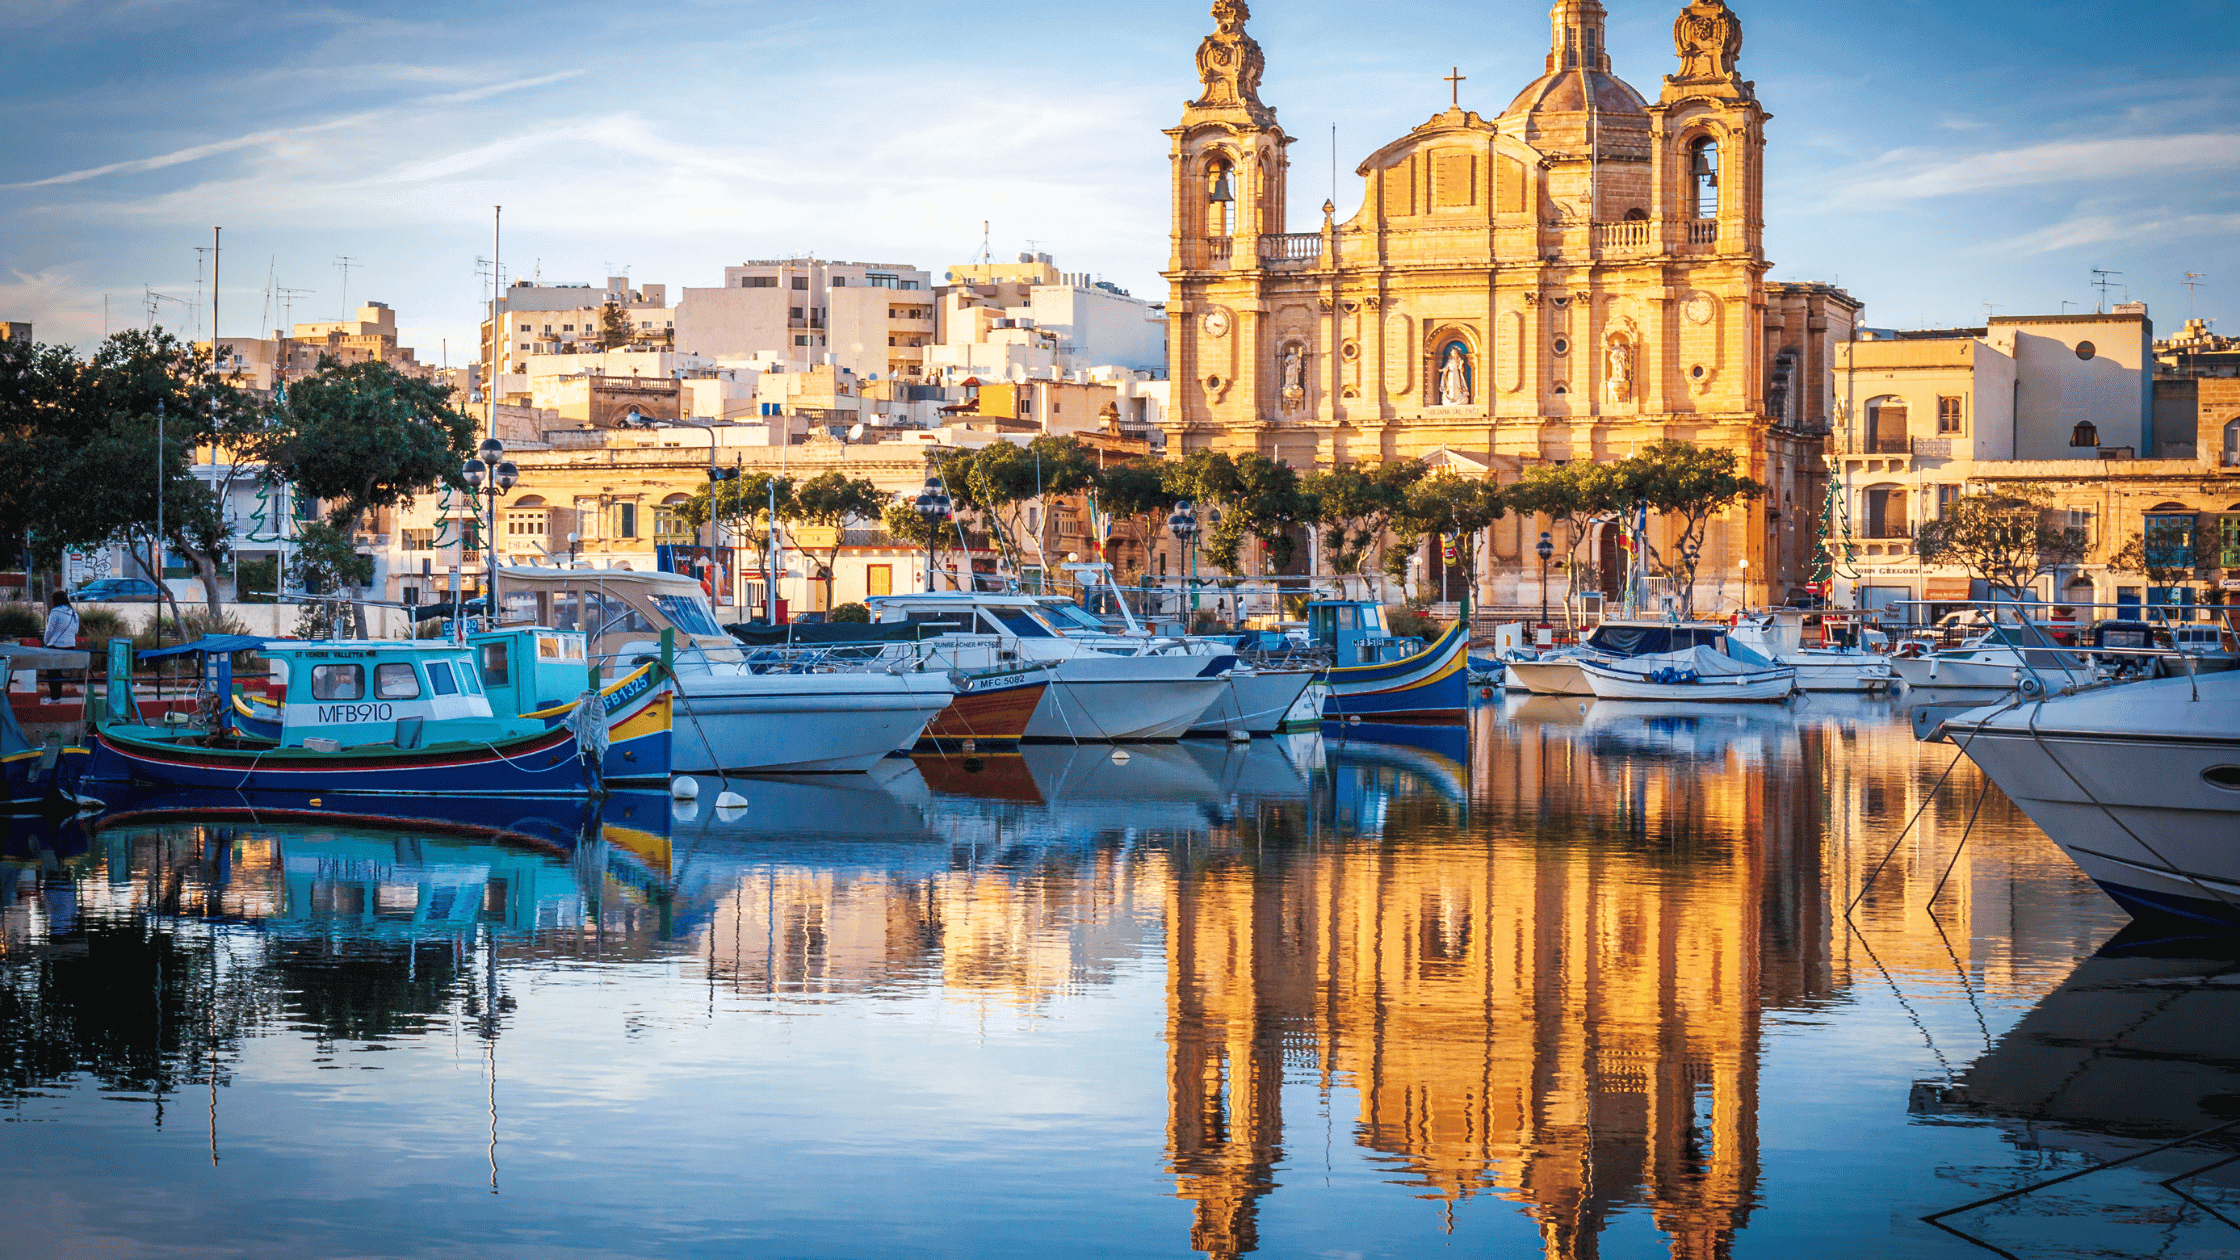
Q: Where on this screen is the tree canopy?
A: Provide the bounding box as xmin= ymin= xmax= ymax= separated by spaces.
xmin=1917 ymin=483 xmax=2088 ymax=599
xmin=274 ymin=358 xmax=477 ymax=530
xmin=1301 ymin=460 xmax=1425 ymax=578
xmin=1613 ymin=440 xmax=1765 ymax=615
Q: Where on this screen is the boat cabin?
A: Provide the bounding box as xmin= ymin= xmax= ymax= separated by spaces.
xmin=481 ymin=565 xmax=736 ymax=673
xmin=1306 ymin=600 xmax=1423 ymax=665
xmin=262 ymin=640 xmax=496 ymax=750
xmin=869 ymin=592 xmax=1070 ymax=639
xmin=1584 ymin=620 xmax=1733 ymax=658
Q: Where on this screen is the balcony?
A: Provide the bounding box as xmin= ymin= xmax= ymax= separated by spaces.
xmin=1686 ymin=220 xmax=1719 ymax=246
xmin=1185 ymin=238 xmax=1235 ymax=270
xmin=1862 ymin=522 xmax=1913 ymax=541
xmin=1594 ymin=220 xmax=1653 ymax=255
xmin=1258 ymin=233 xmax=1323 ymax=265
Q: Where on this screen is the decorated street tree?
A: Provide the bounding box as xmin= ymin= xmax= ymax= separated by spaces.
xmin=1914 ymin=482 xmax=2088 ymax=601
xmin=790 ymin=470 xmax=887 ymax=610
xmin=1612 ymin=440 xmax=1766 ymax=617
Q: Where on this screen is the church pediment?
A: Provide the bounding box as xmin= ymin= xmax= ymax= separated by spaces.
xmin=1354 ymin=106 xmax=1503 ymax=175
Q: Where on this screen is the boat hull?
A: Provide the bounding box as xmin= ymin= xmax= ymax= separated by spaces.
xmin=1189 ymin=668 xmax=1318 ymax=736
xmin=1321 ymin=625 xmax=1470 ymax=720
xmin=669 ymin=670 xmax=954 ymax=773
xmin=1579 ymin=661 xmax=1797 ymax=703
xmin=1504 ymin=657 xmax=1594 ymax=697
xmin=1889 ymin=654 xmax=2030 ymax=690
xmin=1783 ymin=652 xmax=1895 ymax=692
xmin=922 ymin=670 xmax=1048 ymax=745
xmin=1026 ymin=657 xmax=1231 ymax=742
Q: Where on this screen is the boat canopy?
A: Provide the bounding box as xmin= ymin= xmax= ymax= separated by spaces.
xmin=138 ymin=634 xmax=273 ymax=662
xmin=1583 ymin=623 xmax=1729 ymax=656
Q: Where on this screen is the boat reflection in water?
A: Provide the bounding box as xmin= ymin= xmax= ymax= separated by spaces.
xmin=0 ymin=695 xmax=2143 ymax=1259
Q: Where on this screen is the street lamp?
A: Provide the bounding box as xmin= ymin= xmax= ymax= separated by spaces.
xmin=462 ymin=437 xmax=518 ymax=623
xmin=1536 ymin=531 xmax=1554 ymax=629
xmin=1167 ymin=500 xmax=1199 ymax=620
xmin=913 ymin=475 xmax=951 ymax=592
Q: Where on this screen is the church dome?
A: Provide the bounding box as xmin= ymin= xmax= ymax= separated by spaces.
xmin=1503 ymin=68 xmax=1648 ymax=117
xmin=1502 ymin=0 xmax=1648 ymax=118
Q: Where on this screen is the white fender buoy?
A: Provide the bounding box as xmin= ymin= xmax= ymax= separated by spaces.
xmin=1227 ymin=728 xmax=1249 ymax=743
xmin=1109 ymin=748 xmax=1131 ymax=765
xmin=714 ymin=790 xmax=748 ymax=809
xmin=671 ymin=799 xmax=699 ymax=823
xmin=670 ymin=777 xmax=699 ymax=800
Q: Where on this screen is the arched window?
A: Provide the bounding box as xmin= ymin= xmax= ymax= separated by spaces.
xmin=2224 ymin=417 xmax=2239 ymax=467
xmin=654 ymin=494 xmax=695 ymax=542
xmin=1205 ymin=157 xmax=1236 ymax=237
xmin=1687 ymin=137 xmax=1719 ymax=220
xmin=2070 ymin=420 xmax=2099 ymax=448
xmin=1864 ymin=395 xmax=1908 ymax=454
xmin=1622 ymin=207 xmax=1648 ymax=221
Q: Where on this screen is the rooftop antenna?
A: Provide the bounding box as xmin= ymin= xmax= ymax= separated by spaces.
xmin=976 ymin=220 xmax=991 ymax=267
xmin=2090 ymin=268 xmax=2121 ymax=314
xmin=1980 ymin=301 xmax=2000 ymax=322
xmin=193 ymin=245 xmax=215 ymax=342
xmin=334 ymin=255 xmax=360 ymax=319
xmin=258 ymin=256 xmax=275 ymax=338
xmin=2184 ymin=272 xmax=2207 ymax=318
xmin=275 ymin=286 xmax=313 ymax=334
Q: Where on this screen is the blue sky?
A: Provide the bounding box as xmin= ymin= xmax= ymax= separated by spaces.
xmin=4 ymin=0 xmax=2236 ymax=359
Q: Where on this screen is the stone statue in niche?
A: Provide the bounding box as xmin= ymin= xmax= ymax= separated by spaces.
xmin=1437 ymin=342 xmax=1472 ymax=407
xmin=1279 ymin=343 xmax=1306 ymax=410
xmin=1672 ymin=0 xmax=1743 ymax=81
xmin=1193 ymin=0 xmax=1268 ymax=111
xmin=1605 ymin=340 xmax=1633 ymax=403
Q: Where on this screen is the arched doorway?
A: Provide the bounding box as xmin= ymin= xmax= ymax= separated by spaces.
xmin=1594 ymin=520 xmax=1623 ymax=600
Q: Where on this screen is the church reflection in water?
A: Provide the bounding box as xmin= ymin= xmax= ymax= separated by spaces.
xmin=0 ymin=698 xmax=2135 ymax=1258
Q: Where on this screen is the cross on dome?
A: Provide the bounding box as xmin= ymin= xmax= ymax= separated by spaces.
xmin=1444 ymin=66 xmax=1466 ymax=107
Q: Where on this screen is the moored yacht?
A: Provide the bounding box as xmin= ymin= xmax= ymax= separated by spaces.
xmin=867 ymin=592 xmax=1232 ymax=742
xmin=1506 ymin=619 xmax=1736 ymax=697
xmin=1943 ymin=669 xmax=2240 ymax=927
xmin=487 ymin=565 xmax=953 ymax=774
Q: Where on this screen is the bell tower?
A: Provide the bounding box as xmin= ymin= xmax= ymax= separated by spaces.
xmin=1164 ymin=0 xmax=1294 ymax=454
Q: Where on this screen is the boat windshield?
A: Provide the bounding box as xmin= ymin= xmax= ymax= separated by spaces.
xmin=651 ymin=593 xmax=725 ymax=637
xmin=1039 ymin=603 xmax=1108 ymax=633
xmin=990 ymin=608 xmax=1063 ymax=638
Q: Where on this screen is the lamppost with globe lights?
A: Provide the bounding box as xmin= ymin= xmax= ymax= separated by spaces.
xmin=462 ymin=438 xmax=518 ymax=622
xmin=913 ymin=475 xmax=951 ymax=593
xmin=1167 ymin=500 xmax=1203 ymax=621
xmin=1536 ymin=530 xmax=1555 ymax=631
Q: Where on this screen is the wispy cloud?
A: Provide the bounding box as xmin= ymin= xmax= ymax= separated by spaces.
xmin=2 ymin=70 xmax=584 ymax=189
xmin=1840 ymin=132 xmax=2240 ymax=200
xmin=1982 ymin=210 xmax=2240 ymax=255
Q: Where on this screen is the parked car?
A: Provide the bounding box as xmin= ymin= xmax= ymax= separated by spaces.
xmin=72 ymin=577 xmax=163 ymax=602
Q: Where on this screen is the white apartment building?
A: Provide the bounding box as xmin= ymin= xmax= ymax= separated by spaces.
xmin=674 ymin=259 xmax=935 ymax=382
xmin=1827 ymin=307 xmax=2231 ymax=613
xmin=930 ymin=252 xmax=1166 ymax=382
xmin=482 ymin=276 xmax=674 ymax=404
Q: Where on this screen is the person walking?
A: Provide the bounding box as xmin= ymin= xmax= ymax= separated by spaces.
xmin=42 ymin=590 xmax=80 ymax=702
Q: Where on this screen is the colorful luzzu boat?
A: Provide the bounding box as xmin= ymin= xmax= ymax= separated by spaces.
xmin=86 ymin=626 xmax=672 ymax=797
xmin=1307 ymin=600 xmax=1469 ymax=722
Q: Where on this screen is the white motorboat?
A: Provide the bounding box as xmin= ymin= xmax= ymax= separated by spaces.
xmin=485 ymin=565 xmax=954 ymax=775
xmin=1942 ymin=669 xmax=2240 ymax=927
xmin=1729 ymin=613 xmax=1895 ymax=692
xmin=1030 ymin=592 xmax=1312 ymax=737
xmin=1039 ymin=567 xmax=1315 ymax=736
xmin=868 ymin=592 xmax=1230 ymax=742
xmin=1578 ymin=644 xmax=1798 ymax=703
xmin=1509 ymin=620 xmax=1740 ymax=696
xmin=1888 ymin=622 xmax=2092 ymax=692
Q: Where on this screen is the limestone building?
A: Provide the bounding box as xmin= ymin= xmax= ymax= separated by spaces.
xmin=1161 ymin=0 xmax=1857 ymax=602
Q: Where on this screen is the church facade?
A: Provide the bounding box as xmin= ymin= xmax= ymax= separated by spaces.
xmin=1160 ymin=0 xmax=1859 ymax=605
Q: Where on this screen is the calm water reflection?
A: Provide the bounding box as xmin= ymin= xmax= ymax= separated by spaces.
xmin=0 ymin=697 xmax=2231 ymax=1258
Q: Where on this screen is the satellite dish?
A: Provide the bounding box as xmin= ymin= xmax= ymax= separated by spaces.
xmin=848 ymin=423 xmax=865 ymax=441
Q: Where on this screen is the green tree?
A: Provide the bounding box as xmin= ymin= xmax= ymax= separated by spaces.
xmin=1503 ymin=460 xmax=1626 ymax=623
xmin=790 ymin=470 xmax=887 ymax=610
xmin=289 ymin=521 xmax=375 ymax=638
xmin=599 ymin=303 xmax=632 ymax=349
xmin=1091 ymin=460 xmax=1178 ymax=584
xmin=1916 ymin=482 xmax=2089 ymax=600
xmin=1302 ymin=459 xmax=1426 ymax=581
xmin=2106 ymin=523 xmax=2197 ymax=592
xmin=1392 ymin=474 xmax=1506 ymax=606
xmin=953 ymin=436 xmax=1099 ymax=581
xmin=1612 ymin=440 xmax=1766 ymax=617
xmin=1162 ymin=449 xmax=1308 ymax=574
xmin=880 ymin=499 xmax=954 ymax=589
xmin=0 ymin=329 xmax=266 ymax=627
xmin=681 ymin=473 xmax=796 ymax=605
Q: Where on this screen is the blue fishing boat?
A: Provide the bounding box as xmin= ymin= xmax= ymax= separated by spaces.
xmin=1306 ymin=600 xmax=1468 ymax=722
xmin=0 ymin=642 xmax=94 ymax=814
xmin=86 ymin=627 xmax=672 ymax=797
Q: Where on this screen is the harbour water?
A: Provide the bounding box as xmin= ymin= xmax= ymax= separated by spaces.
xmin=2 ymin=696 xmax=2232 ymax=1258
